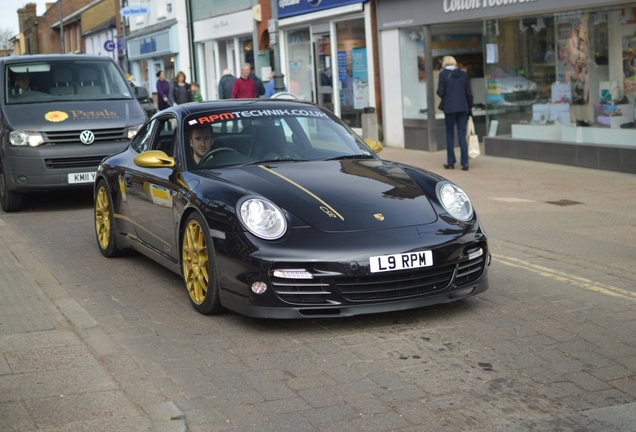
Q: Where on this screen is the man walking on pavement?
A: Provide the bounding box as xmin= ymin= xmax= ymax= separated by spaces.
xmin=231 ymin=64 xmax=256 ymax=99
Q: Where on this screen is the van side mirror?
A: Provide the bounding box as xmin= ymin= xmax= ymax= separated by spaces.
xmin=134 ymin=86 xmax=149 ymax=100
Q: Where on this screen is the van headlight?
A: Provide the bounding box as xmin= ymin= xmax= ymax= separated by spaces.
xmin=437 ymin=182 xmax=474 ymax=221
xmin=9 ymin=130 xmax=44 ymax=147
xmin=238 ymin=197 xmax=287 ymax=240
xmin=127 ymin=124 xmax=142 ymax=139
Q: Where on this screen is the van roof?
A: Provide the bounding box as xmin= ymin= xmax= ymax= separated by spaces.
xmin=0 ymin=54 xmax=115 ymax=66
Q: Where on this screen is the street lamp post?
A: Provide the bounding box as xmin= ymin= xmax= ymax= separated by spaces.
xmin=269 ymin=2 xmax=285 ymax=93
xmin=59 ymin=0 xmax=65 ymax=53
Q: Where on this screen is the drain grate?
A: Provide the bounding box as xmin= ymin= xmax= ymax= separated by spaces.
xmin=545 ymin=199 xmax=583 ymax=206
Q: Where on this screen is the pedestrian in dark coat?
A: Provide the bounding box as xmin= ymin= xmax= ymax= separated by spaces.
xmin=156 ymin=70 xmax=170 ymax=110
xmin=218 ymin=69 xmax=236 ymax=99
xmin=169 ymin=71 xmax=194 ymax=106
xmin=437 ymin=56 xmax=473 ymax=171
xmin=250 ymin=67 xmax=265 ymax=97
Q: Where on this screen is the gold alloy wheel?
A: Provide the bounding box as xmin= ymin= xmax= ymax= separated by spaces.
xmin=183 ymin=219 xmax=209 ymax=305
xmin=95 ymin=186 xmax=111 ymax=250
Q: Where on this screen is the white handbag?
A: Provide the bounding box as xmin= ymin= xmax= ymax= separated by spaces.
xmin=467 ymin=116 xmax=480 ymax=159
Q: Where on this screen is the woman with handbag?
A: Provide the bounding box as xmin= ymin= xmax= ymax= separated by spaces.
xmin=437 ymin=56 xmax=473 ymax=171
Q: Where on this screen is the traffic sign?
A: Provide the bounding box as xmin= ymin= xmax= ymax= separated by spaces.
xmin=104 ymin=40 xmax=115 ymax=52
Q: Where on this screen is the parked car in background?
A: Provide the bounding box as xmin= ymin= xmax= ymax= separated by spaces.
xmin=93 ymin=99 xmax=490 ymax=319
xmin=0 ymin=54 xmax=148 ymax=212
xmin=486 ymin=66 xmax=538 ymax=106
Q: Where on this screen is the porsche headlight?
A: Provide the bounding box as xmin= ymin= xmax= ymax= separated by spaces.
xmin=238 ymin=197 xmax=287 ymax=240
xmin=437 ymin=183 xmax=473 ymax=221
xmin=9 ymin=130 xmax=44 ymax=147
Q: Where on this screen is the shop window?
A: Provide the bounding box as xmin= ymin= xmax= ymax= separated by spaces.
xmin=336 ymin=19 xmax=368 ymax=129
xmin=484 ymin=6 xmax=636 ymax=147
xmin=285 ymin=28 xmax=312 ymax=101
xmin=399 ymin=27 xmax=427 ymax=120
xmin=401 ymin=24 xmax=484 ymax=121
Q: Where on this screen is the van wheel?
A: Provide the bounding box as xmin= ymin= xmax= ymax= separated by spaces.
xmin=0 ymin=166 xmax=22 ymax=212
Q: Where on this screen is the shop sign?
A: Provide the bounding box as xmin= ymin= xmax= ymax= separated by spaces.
xmin=120 ymin=6 xmax=150 ymax=16
xmin=104 ymin=40 xmax=115 ymax=52
xmin=279 ymin=0 xmax=368 ymax=19
xmin=443 ymin=0 xmax=537 ymax=14
xmin=140 ymin=38 xmax=157 ymax=55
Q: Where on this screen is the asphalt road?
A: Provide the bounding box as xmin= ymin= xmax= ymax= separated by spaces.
xmin=1 ymin=149 xmax=636 ymax=431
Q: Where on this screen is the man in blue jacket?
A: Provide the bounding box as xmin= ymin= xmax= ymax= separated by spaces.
xmin=437 ymin=56 xmax=473 ymax=171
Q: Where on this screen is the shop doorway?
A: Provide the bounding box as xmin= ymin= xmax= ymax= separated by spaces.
xmin=314 ymin=33 xmax=333 ymax=112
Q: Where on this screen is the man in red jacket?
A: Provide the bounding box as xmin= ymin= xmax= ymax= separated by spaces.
xmin=231 ymin=63 xmax=256 ymax=99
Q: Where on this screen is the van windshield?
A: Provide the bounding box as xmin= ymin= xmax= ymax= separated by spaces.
xmin=5 ymin=59 xmax=134 ymax=105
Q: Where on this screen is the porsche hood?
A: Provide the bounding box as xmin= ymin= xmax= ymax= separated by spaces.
xmin=215 ymin=160 xmax=439 ymax=232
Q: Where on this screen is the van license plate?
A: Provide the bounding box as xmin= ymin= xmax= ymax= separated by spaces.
xmin=369 ymin=251 xmax=433 ymax=273
xmin=68 ymin=172 xmax=96 ymax=184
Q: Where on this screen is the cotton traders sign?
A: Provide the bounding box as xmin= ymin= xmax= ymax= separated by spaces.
xmin=443 ymin=0 xmax=537 ymax=13
xmin=377 ymin=0 xmax=565 ymax=29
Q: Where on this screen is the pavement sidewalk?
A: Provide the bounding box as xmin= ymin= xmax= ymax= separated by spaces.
xmin=0 ymin=219 xmax=185 ymax=431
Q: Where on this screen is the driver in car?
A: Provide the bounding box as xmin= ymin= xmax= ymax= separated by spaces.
xmin=11 ymin=72 xmax=34 ymax=96
xmin=189 ymin=125 xmax=214 ymax=164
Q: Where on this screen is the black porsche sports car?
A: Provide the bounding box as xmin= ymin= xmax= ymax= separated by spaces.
xmin=94 ymin=99 xmax=490 ymax=319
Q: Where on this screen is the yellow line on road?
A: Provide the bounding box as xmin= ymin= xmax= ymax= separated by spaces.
xmin=493 ymin=254 xmax=636 ymax=302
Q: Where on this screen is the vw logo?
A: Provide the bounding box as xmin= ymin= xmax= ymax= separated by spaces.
xmin=308 ymin=0 xmax=322 ymax=6
xmin=80 ymin=130 xmax=95 ymax=145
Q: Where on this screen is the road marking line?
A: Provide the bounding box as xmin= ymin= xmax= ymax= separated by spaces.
xmin=494 ymin=254 xmax=636 ymax=302
xmin=490 ymin=197 xmax=537 ymax=203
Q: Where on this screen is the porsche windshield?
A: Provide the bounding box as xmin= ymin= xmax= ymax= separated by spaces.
xmin=185 ymin=107 xmax=375 ymax=170
xmin=5 ymin=60 xmax=133 ymax=104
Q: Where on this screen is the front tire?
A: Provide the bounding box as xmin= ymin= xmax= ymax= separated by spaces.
xmin=94 ymin=180 xmax=124 ymax=257
xmin=0 ymin=165 xmax=23 ymax=212
xmin=181 ymin=212 xmax=222 ymax=314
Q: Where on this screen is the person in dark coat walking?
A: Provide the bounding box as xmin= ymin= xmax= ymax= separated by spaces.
xmin=218 ymin=69 xmax=236 ymax=99
xmin=170 ymin=71 xmax=194 ymax=106
xmin=437 ymin=56 xmax=473 ymax=171
xmin=156 ymin=70 xmax=170 ymax=110
xmin=249 ymin=66 xmax=265 ymax=98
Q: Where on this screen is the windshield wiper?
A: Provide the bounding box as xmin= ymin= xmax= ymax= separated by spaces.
xmin=242 ymin=158 xmax=308 ymax=166
xmin=325 ymin=154 xmax=375 ymax=161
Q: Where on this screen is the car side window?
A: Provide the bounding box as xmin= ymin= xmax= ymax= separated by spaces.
xmin=150 ymin=117 xmax=179 ymax=156
xmin=130 ymin=120 xmax=156 ymax=153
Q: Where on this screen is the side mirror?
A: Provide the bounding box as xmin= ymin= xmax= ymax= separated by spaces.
xmin=134 ymin=86 xmax=149 ymax=100
xmin=364 ymin=138 xmax=383 ymax=154
xmin=134 ymin=150 xmax=174 ymax=168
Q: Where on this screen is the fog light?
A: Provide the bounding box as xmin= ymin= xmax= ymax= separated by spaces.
xmin=251 ymin=281 xmax=268 ymax=294
xmin=468 ymin=248 xmax=483 ymax=260
xmin=272 ymin=269 xmax=313 ymax=279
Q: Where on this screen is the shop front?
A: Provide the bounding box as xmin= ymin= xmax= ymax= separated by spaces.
xmin=278 ymin=0 xmax=375 ymax=131
xmin=193 ymin=8 xmax=257 ymax=101
xmin=126 ymin=20 xmax=181 ymax=99
xmin=377 ymin=0 xmax=636 ymax=173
